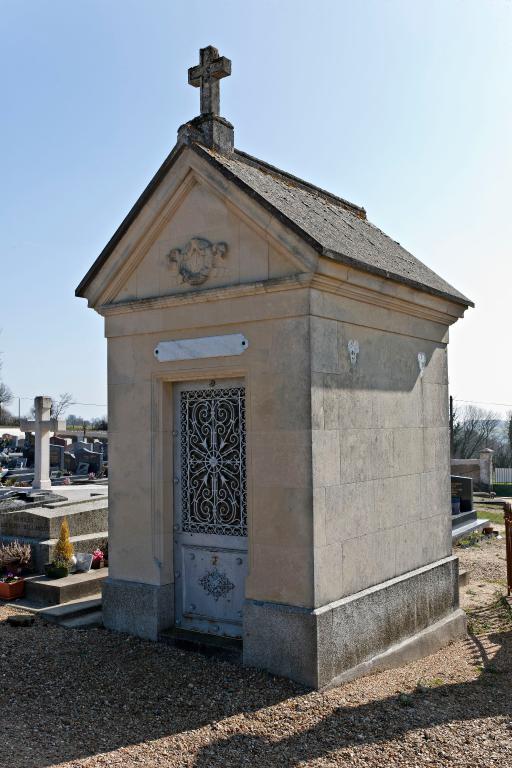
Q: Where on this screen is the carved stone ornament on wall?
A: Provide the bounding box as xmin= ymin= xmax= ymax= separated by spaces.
xmin=348 ymin=339 xmax=360 ymax=366
xmin=167 ymin=237 xmax=228 ymax=286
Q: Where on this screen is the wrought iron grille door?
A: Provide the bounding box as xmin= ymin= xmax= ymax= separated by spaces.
xmin=173 ymin=381 xmax=248 ymax=639
xmin=180 ymin=386 xmax=247 ymax=536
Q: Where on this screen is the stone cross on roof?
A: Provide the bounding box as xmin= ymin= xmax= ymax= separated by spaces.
xmin=20 ymin=396 xmax=65 ymax=491
xmin=188 ymin=45 xmax=231 ymax=116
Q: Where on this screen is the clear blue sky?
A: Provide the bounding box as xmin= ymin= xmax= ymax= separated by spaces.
xmin=1 ymin=0 xmax=511 ymax=419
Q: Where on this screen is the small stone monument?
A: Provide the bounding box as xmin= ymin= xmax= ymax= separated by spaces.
xmin=20 ymin=397 xmax=65 ymax=491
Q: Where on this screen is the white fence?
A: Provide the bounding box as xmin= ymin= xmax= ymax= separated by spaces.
xmin=495 ymin=468 xmax=512 ymax=483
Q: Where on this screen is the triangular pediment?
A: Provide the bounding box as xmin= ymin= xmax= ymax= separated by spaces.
xmin=82 ymin=147 xmax=316 ymax=309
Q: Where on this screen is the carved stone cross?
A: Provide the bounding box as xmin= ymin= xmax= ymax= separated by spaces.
xmin=20 ymin=396 xmax=65 ymax=491
xmin=188 ymin=45 xmax=231 ymax=116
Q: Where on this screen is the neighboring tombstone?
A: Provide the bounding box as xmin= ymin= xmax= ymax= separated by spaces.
xmin=20 ymin=397 xmax=65 ymax=491
xmin=76 ymin=462 xmax=90 ymax=476
xmin=73 ymin=441 xmax=93 ymax=454
xmin=92 ymin=441 xmax=107 ymax=464
xmin=49 ymin=444 xmax=65 ymax=470
xmin=50 ymin=435 xmax=68 ymax=448
xmin=76 ymin=46 xmax=473 ymax=688
xmin=64 ymin=451 xmax=77 ymax=473
xmin=22 ymin=432 xmax=35 ymax=466
xmin=74 ymin=447 xmax=102 ymax=473
xmin=450 ymin=475 xmax=485 ymax=538
xmin=451 ymin=475 xmax=473 ymax=514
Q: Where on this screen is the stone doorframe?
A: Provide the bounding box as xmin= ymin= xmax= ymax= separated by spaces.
xmin=149 ymin=365 xmax=251 ymax=629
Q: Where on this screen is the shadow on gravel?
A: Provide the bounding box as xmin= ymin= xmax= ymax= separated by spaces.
xmin=193 ymin=630 xmax=512 ymax=768
xmin=0 ymin=614 xmax=511 ymax=768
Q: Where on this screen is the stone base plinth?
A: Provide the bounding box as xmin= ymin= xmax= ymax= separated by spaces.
xmin=102 ymin=577 xmax=173 ymax=641
xmin=25 ymin=568 xmax=108 ymax=606
xmin=243 ymin=556 xmax=465 ymax=689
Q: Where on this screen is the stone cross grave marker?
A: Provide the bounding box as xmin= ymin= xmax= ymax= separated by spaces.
xmin=188 ymin=45 xmax=231 ymax=116
xmin=20 ymin=396 xmax=65 ymax=490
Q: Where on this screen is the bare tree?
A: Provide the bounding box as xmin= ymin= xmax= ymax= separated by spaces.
xmin=0 ymin=331 xmax=13 ymax=424
xmin=51 ymin=392 xmax=74 ymax=421
xmin=452 ymin=404 xmax=501 ymax=459
xmin=29 ymin=392 xmax=74 ymax=422
xmin=0 ymin=381 xmax=13 ymax=425
xmin=91 ymin=415 xmax=108 ymax=430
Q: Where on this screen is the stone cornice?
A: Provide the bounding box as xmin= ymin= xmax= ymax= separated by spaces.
xmin=310 ymin=274 xmax=464 ymax=326
xmin=98 ymin=273 xmax=313 ymax=317
xmin=98 ymin=268 xmax=462 ymax=327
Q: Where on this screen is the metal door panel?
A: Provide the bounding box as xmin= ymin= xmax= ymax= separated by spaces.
xmin=173 ymin=380 xmax=247 ymax=638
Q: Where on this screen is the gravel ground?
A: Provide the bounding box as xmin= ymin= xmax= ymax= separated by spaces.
xmin=1 ymin=538 xmax=511 ymax=768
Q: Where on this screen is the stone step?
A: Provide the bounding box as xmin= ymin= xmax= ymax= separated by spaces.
xmin=451 ymin=510 xmax=479 ymax=529
xmin=40 ymin=595 xmax=102 ymax=625
xmin=159 ymin=627 xmax=242 ymax=663
xmin=0 ymin=499 xmax=108 ymax=540
xmin=60 ymin=610 xmax=103 ymax=629
xmin=24 ymin=568 xmax=108 ymax=606
xmin=452 ymin=518 xmax=489 ymax=543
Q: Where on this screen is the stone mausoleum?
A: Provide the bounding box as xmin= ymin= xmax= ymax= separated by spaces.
xmin=77 ymin=46 xmax=473 ymax=688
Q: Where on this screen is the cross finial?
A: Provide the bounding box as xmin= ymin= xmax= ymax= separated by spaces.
xmin=188 ymin=45 xmax=231 ymax=116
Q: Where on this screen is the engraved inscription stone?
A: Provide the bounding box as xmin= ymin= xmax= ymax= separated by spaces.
xmin=451 ymin=475 xmax=473 ymax=514
xmin=75 ymin=553 xmax=93 ymax=573
xmin=154 ymin=333 xmax=248 ymax=362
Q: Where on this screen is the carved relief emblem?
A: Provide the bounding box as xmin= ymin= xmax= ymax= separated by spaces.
xmin=198 ymin=568 xmax=235 ymax=601
xmin=167 ymin=237 xmax=227 ymax=286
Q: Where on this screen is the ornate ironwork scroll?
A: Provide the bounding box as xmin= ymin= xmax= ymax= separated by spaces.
xmin=180 ymin=387 xmax=247 ymax=536
xmin=199 ymin=569 xmax=235 ymax=601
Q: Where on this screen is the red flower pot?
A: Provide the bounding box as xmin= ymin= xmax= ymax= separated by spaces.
xmin=0 ymin=579 xmax=25 ymax=600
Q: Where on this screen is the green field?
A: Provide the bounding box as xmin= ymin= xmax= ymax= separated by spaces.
xmin=475 ymin=505 xmax=505 ymax=526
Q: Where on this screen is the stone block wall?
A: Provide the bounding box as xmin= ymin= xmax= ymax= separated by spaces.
xmin=106 ymin=286 xmax=316 ymax=612
xmin=311 ymin=313 xmax=452 ymax=608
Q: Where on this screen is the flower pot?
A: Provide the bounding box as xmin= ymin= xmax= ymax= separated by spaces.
xmin=0 ymin=579 xmax=25 ymax=600
xmin=45 ymin=563 xmax=69 ymax=579
xmin=91 ymin=558 xmax=104 ymax=570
